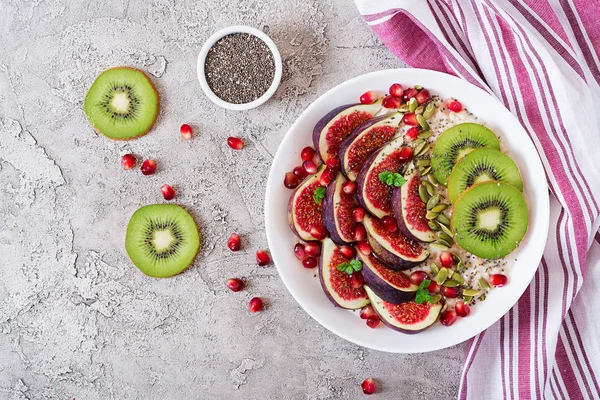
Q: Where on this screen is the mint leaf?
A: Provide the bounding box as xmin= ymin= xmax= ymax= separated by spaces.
xmin=415 ymin=279 xmax=433 ymax=304
xmin=378 ymin=171 xmax=393 ymax=185
xmin=336 ymin=259 xmax=363 ymax=275
xmin=313 ymin=186 xmax=326 ymax=204
xmin=378 ymin=171 xmax=407 ymax=187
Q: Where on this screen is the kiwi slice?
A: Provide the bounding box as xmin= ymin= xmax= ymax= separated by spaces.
xmin=447 ymin=148 xmax=523 ymax=203
xmin=84 ymin=67 xmax=159 ymax=140
xmin=431 ymin=123 xmax=500 ymax=185
xmin=452 ymin=182 xmax=528 ymax=259
xmin=125 ymin=204 xmax=200 ymax=278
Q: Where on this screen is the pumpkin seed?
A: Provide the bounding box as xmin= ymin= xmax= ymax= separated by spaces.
xmin=422 ymin=102 xmax=436 ymax=119
xmin=422 ymin=180 xmax=435 ymax=196
xmin=427 ymin=174 xmax=439 ymax=186
xmin=426 ymin=194 xmax=440 ymax=210
xmin=418 ymin=184 xmax=430 ymax=203
xmin=443 ymin=279 xmax=460 ymax=287
xmin=428 ymin=220 xmax=440 ymax=231
xmin=479 ymin=294 xmax=487 ymax=301
xmin=436 ymin=213 xmax=451 ymax=226
xmin=408 ymin=97 xmax=418 ymax=113
xmin=417 ymin=159 xmax=431 ymax=167
xmin=452 ymin=271 xmax=464 ymax=285
xmin=414 ymin=141 xmax=426 ymax=156
xmin=418 ymin=130 xmax=432 ymax=139
xmin=451 ymin=253 xmax=461 ymax=264
xmin=429 ymin=262 xmax=440 ymax=275
xmin=414 ymin=84 xmax=423 ymax=90
xmin=430 ymin=243 xmax=449 ymax=251
xmin=415 ymin=143 xmax=431 ymax=157
xmin=415 ymin=105 xmax=425 ymax=115
xmin=431 ymin=203 xmax=448 ymax=213
xmin=425 ymin=210 xmax=439 ymax=220
xmin=438 ymin=238 xmax=452 ymax=248
xmin=435 ymin=268 xmax=448 ymax=285
xmin=398 ymin=105 xmax=409 ymax=113
xmin=463 ymin=295 xmax=473 ymax=303
xmin=439 ymin=232 xmax=454 ymax=244
xmin=455 ymin=261 xmax=464 ymax=271
xmin=462 ymin=289 xmax=480 ymax=297
xmin=429 ymin=294 xmax=442 ymax=304
xmin=417 ymin=114 xmax=430 ymax=130
xmin=420 ymin=166 xmax=432 ymax=175
xmin=440 ymin=223 xmax=454 ymax=237
xmin=478 ymin=277 xmax=491 ymax=289
xmin=413 ymin=138 xmax=424 ymax=148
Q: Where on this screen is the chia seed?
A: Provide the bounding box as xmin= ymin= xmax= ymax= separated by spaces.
xmin=205 ymin=33 xmax=275 ymax=104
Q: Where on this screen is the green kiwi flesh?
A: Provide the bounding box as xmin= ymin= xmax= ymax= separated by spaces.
xmin=84 ymin=67 xmax=159 ymax=140
xmin=125 ymin=204 xmax=200 ymax=278
xmin=452 ymin=182 xmax=528 ymax=259
xmin=431 ymin=123 xmax=500 ymax=185
xmin=447 ymin=148 xmax=523 ymax=203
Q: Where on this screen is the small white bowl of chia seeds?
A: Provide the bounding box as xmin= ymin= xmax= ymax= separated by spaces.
xmin=197 ymin=25 xmax=282 ymax=111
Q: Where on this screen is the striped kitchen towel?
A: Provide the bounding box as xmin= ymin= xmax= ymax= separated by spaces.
xmin=354 ymin=1 xmax=600 ymax=399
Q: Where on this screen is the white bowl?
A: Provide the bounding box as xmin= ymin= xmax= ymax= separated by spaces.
xmin=197 ymin=25 xmax=282 ymax=111
xmin=264 ymin=69 xmax=550 ymax=353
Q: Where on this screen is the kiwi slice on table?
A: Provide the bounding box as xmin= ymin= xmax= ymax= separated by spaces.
xmin=431 ymin=123 xmax=500 ymax=186
xmin=447 ymin=148 xmax=523 ymax=203
xmin=125 ymin=204 xmax=200 ymax=278
xmin=452 ymin=181 xmax=528 ymax=259
xmin=84 ymin=67 xmax=159 ymax=140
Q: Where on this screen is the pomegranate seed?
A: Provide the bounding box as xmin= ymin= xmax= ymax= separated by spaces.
xmin=284 ymin=171 xmax=300 ymax=189
xmin=303 ymin=160 xmax=317 ymax=175
xmin=302 ymin=256 xmax=318 ymax=269
xmin=382 ymin=95 xmax=401 ymax=109
xmin=300 ymin=146 xmax=316 ymax=162
xmin=227 ymin=136 xmax=243 ymax=150
xmin=489 ymin=273 xmax=508 ymax=287
xmin=366 ymin=316 xmax=380 ymax=329
xmin=160 ymin=184 xmax=175 ymax=200
xmin=227 ymin=233 xmax=241 ymax=251
xmin=446 ymin=98 xmax=463 ymax=112
xmin=354 ymin=224 xmax=367 ymax=241
xmin=293 ymin=166 xmax=307 ymax=180
xmin=362 ymin=378 xmax=376 ymax=395
xmin=382 ymin=215 xmax=398 ymax=232
xmin=350 ymin=272 xmax=364 ymax=289
xmin=455 ymin=300 xmax=471 ymax=317
xmin=319 ymin=169 xmax=335 ymax=186
xmin=353 ymin=207 xmax=366 ymax=222
xmin=415 ymin=89 xmax=431 ymax=105
xmin=343 ymin=181 xmax=357 ymax=194
xmin=410 ymin=271 xmax=429 ymax=285
xmin=256 ymin=250 xmax=271 ymax=266
xmin=442 ymin=286 xmax=460 ymax=298
xmin=294 ymin=243 xmax=306 ymax=261
xmin=360 ymin=305 xmax=376 ymax=319
xmin=402 ymin=87 xmax=418 ymax=102
xmin=440 ymin=309 xmax=457 ymax=326
xmin=399 ymin=146 xmax=413 ymax=160
xmin=226 ymin=278 xmax=244 ymax=292
xmin=310 ymin=226 xmax=328 ymax=240
xmin=180 ymin=123 xmax=193 ymax=140
xmin=389 ymin=83 xmax=404 ymax=98
xmin=403 ymin=112 xmax=419 ymax=126
xmin=304 ymin=241 xmax=322 ymax=257
xmin=360 ymin=90 xmax=378 ymax=104
xmin=428 ymin=280 xmax=440 ymax=294
xmin=121 ymin=154 xmax=136 ymax=170
xmin=141 ymin=159 xmax=157 ymax=175
xmin=440 ymin=251 xmax=454 ymax=268
xmin=339 ymin=245 xmax=356 ymax=259
xmin=326 ymin=157 xmax=340 ymax=172
xmin=356 ymin=241 xmax=371 ymax=256
xmin=406 ymin=127 xmax=420 ymax=141
xmin=248 ymin=297 xmax=264 ymax=313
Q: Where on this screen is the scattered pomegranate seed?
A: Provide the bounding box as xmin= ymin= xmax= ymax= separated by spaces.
xmin=180 ymin=123 xmax=193 ymax=140
xmin=489 ymin=273 xmax=508 ymax=287
xmin=121 ymin=154 xmax=136 ymax=170
xmin=399 ymin=146 xmax=413 ymax=160
xmin=439 ymin=251 xmax=454 ymax=268
xmin=382 ymin=95 xmax=401 ymax=109
xmin=446 ymin=98 xmax=463 ymax=112
xmin=428 ymin=280 xmax=440 ymax=294
xmin=226 ymin=278 xmax=244 ymax=292
xmin=353 ymin=207 xmax=366 ymax=222
xmin=362 ymin=378 xmax=376 ymax=395
xmin=350 ymin=272 xmax=364 ymax=289
xmin=284 ymin=172 xmax=300 ymax=189
xmin=160 ymin=184 xmax=175 ymax=200
xmin=339 ymin=245 xmax=356 ymax=259
xmin=360 ymin=305 xmax=376 ymax=319
xmin=343 ymin=181 xmax=357 ymax=194
xmin=300 ymin=146 xmax=316 ymax=162
xmin=382 ymin=216 xmax=398 ymax=232
xmin=304 ymin=241 xmax=322 ymax=257
xmin=227 ymin=233 xmax=241 ymax=251
xmin=356 ymin=241 xmax=371 ymax=256
xmin=326 ymin=157 xmax=340 ymax=172
xmin=440 ymin=309 xmax=457 ymax=326
xmin=293 ymin=166 xmax=307 ymax=180
xmin=406 ymin=127 xmax=420 ymax=141
xmin=141 ymin=159 xmax=157 ymax=175
xmin=410 ymin=271 xmax=429 ymax=285
xmin=366 ymin=316 xmax=380 ymax=329
xmin=310 ymin=226 xmax=328 ymax=240
xmin=302 ymin=256 xmax=318 ymax=269
xmin=319 ymin=169 xmax=335 ymax=186
xmin=359 ymin=90 xmax=378 ymax=104
xmin=389 ymin=83 xmax=404 ymax=98
xmin=455 ymin=300 xmax=471 ymax=317
xmin=303 ymin=160 xmax=317 ymax=175
xmin=442 ymin=286 xmax=460 ymax=298
xmin=354 ymin=224 xmax=367 ymax=241
xmin=402 ymin=87 xmax=418 ymax=102
xmin=403 ymin=112 xmax=419 ymax=126
xmin=294 ymin=243 xmax=306 ymax=261
xmin=248 ymin=297 xmax=264 ymax=313
xmin=227 ymin=136 xmax=243 ymax=150
xmin=256 ymin=250 xmax=271 ymax=266
xmin=415 ymin=89 xmax=431 ymax=105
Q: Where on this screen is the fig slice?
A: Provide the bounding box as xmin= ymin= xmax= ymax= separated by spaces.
xmin=287 ymin=166 xmax=327 ymax=241
xmin=365 ymin=286 xmax=442 ymax=334
xmin=313 ymin=100 xmax=382 ymax=164
xmin=322 ymin=172 xmax=358 ymax=244
xmin=356 ymin=137 xmax=411 ymax=218
xmin=358 ymin=251 xmax=417 ymax=304
xmin=363 ymin=215 xmax=429 ymax=270
xmin=339 ymin=112 xmax=402 ymax=181
xmin=319 ymin=238 xmax=370 ymax=309
xmin=391 ymin=169 xmax=436 ymax=243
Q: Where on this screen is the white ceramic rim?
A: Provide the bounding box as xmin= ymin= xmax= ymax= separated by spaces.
xmin=197 ymin=25 xmax=283 ymax=111
xmin=264 ymin=69 xmax=550 ymax=353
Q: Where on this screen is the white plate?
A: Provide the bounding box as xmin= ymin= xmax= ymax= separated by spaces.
xmin=264 ymin=69 xmax=550 ymax=353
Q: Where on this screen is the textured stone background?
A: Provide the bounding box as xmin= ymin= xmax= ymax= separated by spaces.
xmin=0 ymin=1 xmax=466 ymax=398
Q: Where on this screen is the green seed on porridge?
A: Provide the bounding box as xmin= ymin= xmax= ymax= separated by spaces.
xmin=436 ymin=213 xmax=451 ymax=226
xmin=415 ymin=105 xmax=424 ymax=115
xmin=414 ymin=84 xmax=423 ymax=90
xmin=431 ymin=203 xmax=448 ymax=213
xmin=414 ymin=141 xmax=426 ymax=156
xmin=427 ymin=194 xmax=440 ymax=210
xmin=436 ymin=268 xmax=448 ymax=284
xmin=419 ymin=184 xmax=430 ymax=203
xmin=430 ymin=262 xmax=440 ymax=275
xmin=427 ymin=174 xmax=439 ymax=186
xmin=478 ymin=277 xmax=491 ymax=289
xmin=463 ymin=295 xmax=473 ymax=302
xmin=443 ymin=279 xmax=460 ymax=287
xmin=439 ymin=232 xmax=454 ymax=244
xmin=417 ymin=114 xmax=430 ymax=130
xmin=422 ymin=102 xmax=436 ymax=119
xmin=452 ymin=271 xmax=465 ymax=285
xmin=416 ymin=143 xmax=431 ymax=157
xmin=440 ymin=223 xmax=454 ymax=237
xmin=418 ymin=130 xmax=432 ymax=139
xmin=420 ymin=166 xmax=432 ymax=175
xmin=417 ymin=159 xmax=431 ymax=167
xmin=462 ymin=288 xmax=480 ymax=297
xmin=408 ymin=97 xmax=418 ymax=113
xmin=426 ymin=210 xmax=439 ymax=220
xmin=428 ymin=220 xmax=440 ymax=231
xmin=438 ymin=238 xmax=452 ymax=248
xmin=429 ymin=294 xmax=442 ymax=304
xmin=430 ymin=243 xmax=450 ymax=251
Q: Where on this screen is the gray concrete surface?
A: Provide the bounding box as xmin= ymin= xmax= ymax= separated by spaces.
xmin=0 ymin=1 xmax=466 ymax=398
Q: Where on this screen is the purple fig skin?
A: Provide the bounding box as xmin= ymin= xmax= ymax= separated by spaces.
xmin=391 ymin=186 xmax=421 ymax=243
xmin=322 ymin=174 xmax=354 ymax=244
xmin=366 ymin=231 xmax=422 ymax=271
xmin=287 ymin=166 xmax=325 ymax=241
xmin=358 ymin=252 xmax=416 ymax=304
xmin=313 ymin=104 xmax=359 ymax=163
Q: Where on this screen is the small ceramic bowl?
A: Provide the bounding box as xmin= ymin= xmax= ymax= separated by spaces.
xmin=197 ymin=25 xmax=283 ymax=111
